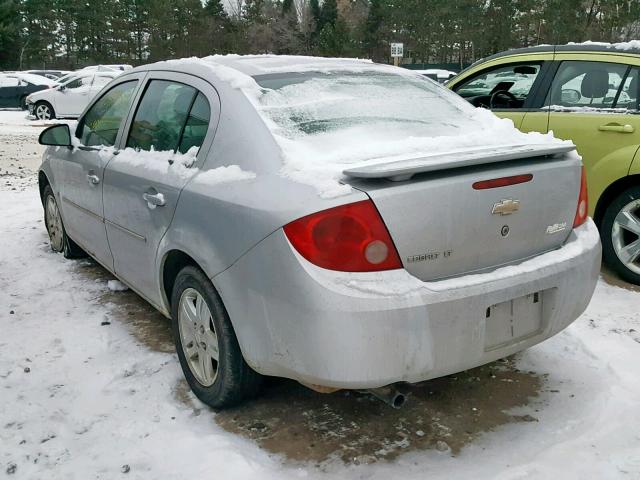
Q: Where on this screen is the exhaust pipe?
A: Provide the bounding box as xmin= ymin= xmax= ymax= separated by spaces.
xmin=363 ymin=385 xmax=407 ymax=409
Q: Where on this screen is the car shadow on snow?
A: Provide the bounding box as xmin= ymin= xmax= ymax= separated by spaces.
xmin=76 ymin=256 xmax=544 ymax=467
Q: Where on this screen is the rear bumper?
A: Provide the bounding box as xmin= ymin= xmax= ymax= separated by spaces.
xmin=215 ymin=220 xmax=601 ymax=389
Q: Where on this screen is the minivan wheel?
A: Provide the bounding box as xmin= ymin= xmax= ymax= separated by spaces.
xmin=35 ymin=101 xmax=55 ymax=120
xmin=171 ymin=266 xmax=262 ymax=409
xmin=601 ymin=186 xmax=640 ymax=285
xmin=42 ymin=185 xmax=86 ymax=259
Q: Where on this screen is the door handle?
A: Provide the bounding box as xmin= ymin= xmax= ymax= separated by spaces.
xmin=86 ymin=173 xmax=100 ymax=185
xmin=143 ymin=191 xmax=166 ymax=208
xmin=598 ymin=123 xmax=635 ymax=133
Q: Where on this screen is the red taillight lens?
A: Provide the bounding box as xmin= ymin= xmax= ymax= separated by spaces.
xmin=573 ymin=166 xmax=588 ymax=228
xmin=283 ymin=200 xmax=402 ymax=272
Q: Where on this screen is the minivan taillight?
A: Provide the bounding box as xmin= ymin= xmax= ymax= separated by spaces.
xmin=573 ymin=167 xmax=588 ymax=228
xmin=283 ymin=200 xmax=402 ymax=272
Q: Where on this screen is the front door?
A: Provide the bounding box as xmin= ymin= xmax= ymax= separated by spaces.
xmin=56 ymin=78 xmax=141 ymax=268
xmin=102 ymin=73 xmax=214 ymax=305
xmin=546 ymin=58 xmax=640 ymax=212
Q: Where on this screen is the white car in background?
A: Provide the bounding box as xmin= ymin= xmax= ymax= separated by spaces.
xmin=26 ymin=70 xmax=121 ymax=120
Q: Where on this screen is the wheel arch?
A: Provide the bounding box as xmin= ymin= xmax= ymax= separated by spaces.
xmin=161 ymin=249 xmax=211 ymax=313
xmin=594 ymin=174 xmax=640 ymax=227
xmin=38 ymin=170 xmax=51 ymax=205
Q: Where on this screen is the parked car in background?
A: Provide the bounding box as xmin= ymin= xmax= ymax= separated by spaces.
xmin=0 ymin=72 xmax=55 ymax=109
xmin=27 ymin=70 xmax=120 ymax=119
xmin=448 ymin=43 xmax=640 ymax=284
xmin=37 ymin=55 xmax=600 ymax=408
xmin=412 ymin=68 xmax=457 ymax=83
xmin=25 ymin=70 xmax=71 ymax=80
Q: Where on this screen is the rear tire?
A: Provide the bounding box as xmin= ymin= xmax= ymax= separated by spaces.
xmin=42 ymin=185 xmax=86 ymax=259
xmin=171 ymin=266 xmax=262 ymax=409
xmin=19 ymin=96 xmax=27 ymax=110
xmin=35 ymin=101 xmax=55 ymax=120
xmin=601 ymin=186 xmax=640 ymax=285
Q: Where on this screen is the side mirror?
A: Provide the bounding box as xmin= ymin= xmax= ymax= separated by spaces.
xmin=39 ymin=124 xmax=72 ymax=147
xmin=561 ymin=88 xmax=581 ymax=104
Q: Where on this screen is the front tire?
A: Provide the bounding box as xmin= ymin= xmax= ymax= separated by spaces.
xmin=42 ymin=185 xmax=86 ymax=259
xmin=35 ymin=101 xmax=55 ymax=120
xmin=171 ymin=266 xmax=262 ymax=409
xmin=601 ymin=186 xmax=640 ymax=285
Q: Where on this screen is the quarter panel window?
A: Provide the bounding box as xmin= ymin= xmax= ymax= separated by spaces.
xmin=454 ymin=63 xmax=542 ymax=108
xmin=178 ymin=92 xmax=210 ymax=154
xmin=78 ymin=80 xmax=138 ymax=147
xmin=127 ymin=80 xmax=210 ymax=154
xmin=615 ymin=67 xmax=639 ymax=110
xmin=547 ymin=61 xmax=629 ymax=109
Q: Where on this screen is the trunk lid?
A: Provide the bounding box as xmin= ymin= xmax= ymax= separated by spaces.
xmin=345 ymin=145 xmax=581 ymax=281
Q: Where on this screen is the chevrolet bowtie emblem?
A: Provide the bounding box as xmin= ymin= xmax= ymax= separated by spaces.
xmin=492 ymin=198 xmax=520 ymax=215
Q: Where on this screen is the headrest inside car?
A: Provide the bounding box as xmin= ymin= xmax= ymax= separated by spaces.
xmin=581 ymin=70 xmax=609 ymax=98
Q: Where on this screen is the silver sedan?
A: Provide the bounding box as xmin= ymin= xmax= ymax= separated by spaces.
xmin=37 ymin=56 xmax=601 ymax=408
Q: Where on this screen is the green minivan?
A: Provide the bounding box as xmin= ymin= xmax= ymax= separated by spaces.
xmin=448 ymin=43 xmax=640 ymax=284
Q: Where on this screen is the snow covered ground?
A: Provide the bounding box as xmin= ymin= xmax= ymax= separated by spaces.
xmin=1 ymin=109 xmax=640 ymax=479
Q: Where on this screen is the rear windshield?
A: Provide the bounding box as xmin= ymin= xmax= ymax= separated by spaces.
xmin=254 ymin=71 xmax=475 ymax=142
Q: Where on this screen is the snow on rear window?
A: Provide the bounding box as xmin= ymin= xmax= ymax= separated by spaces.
xmin=250 ymin=70 xmax=561 ymax=198
xmin=255 ymin=72 xmax=471 ymax=138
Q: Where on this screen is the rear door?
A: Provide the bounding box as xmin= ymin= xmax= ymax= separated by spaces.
xmin=546 ymin=54 xmax=640 ymax=212
xmin=102 ymin=72 xmax=217 ymax=306
xmin=55 ymin=76 xmax=142 ymax=268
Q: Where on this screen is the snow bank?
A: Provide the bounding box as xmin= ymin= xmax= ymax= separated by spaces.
xmin=107 ymin=279 xmax=129 ymax=292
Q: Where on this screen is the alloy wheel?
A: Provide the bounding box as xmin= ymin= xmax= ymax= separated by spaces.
xmin=177 ymin=288 xmax=219 ymax=387
xmin=36 ymin=104 xmax=51 ymax=120
xmin=611 ymin=199 xmax=640 ymax=276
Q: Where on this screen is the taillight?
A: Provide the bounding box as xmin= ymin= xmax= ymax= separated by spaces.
xmin=283 ymin=200 xmax=402 ymax=272
xmin=573 ymin=166 xmax=588 ymax=228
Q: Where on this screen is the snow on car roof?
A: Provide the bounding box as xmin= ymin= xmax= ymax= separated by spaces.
xmin=160 ymin=54 xmax=376 ymax=77
xmin=567 ymin=39 xmax=640 ymax=52
xmin=3 ymin=72 xmax=56 ymax=86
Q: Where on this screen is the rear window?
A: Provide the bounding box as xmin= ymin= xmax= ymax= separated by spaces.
xmin=254 ymin=71 xmax=474 ymax=142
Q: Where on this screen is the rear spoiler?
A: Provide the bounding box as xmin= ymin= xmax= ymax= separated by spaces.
xmin=343 ymin=144 xmax=576 ymax=182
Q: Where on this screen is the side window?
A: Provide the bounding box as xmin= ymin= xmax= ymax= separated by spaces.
xmin=127 ymin=80 xmax=210 ymax=154
xmin=64 ymin=76 xmax=92 ymax=90
xmin=454 ymin=63 xmax=542 ymax=108
xmin=547 ymin=61 xmax=629 ymax=109
xmin=77 ymin=80 xmax=138 ymax=147
xmin=178 ymin=92 xmax=210 ymax=154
